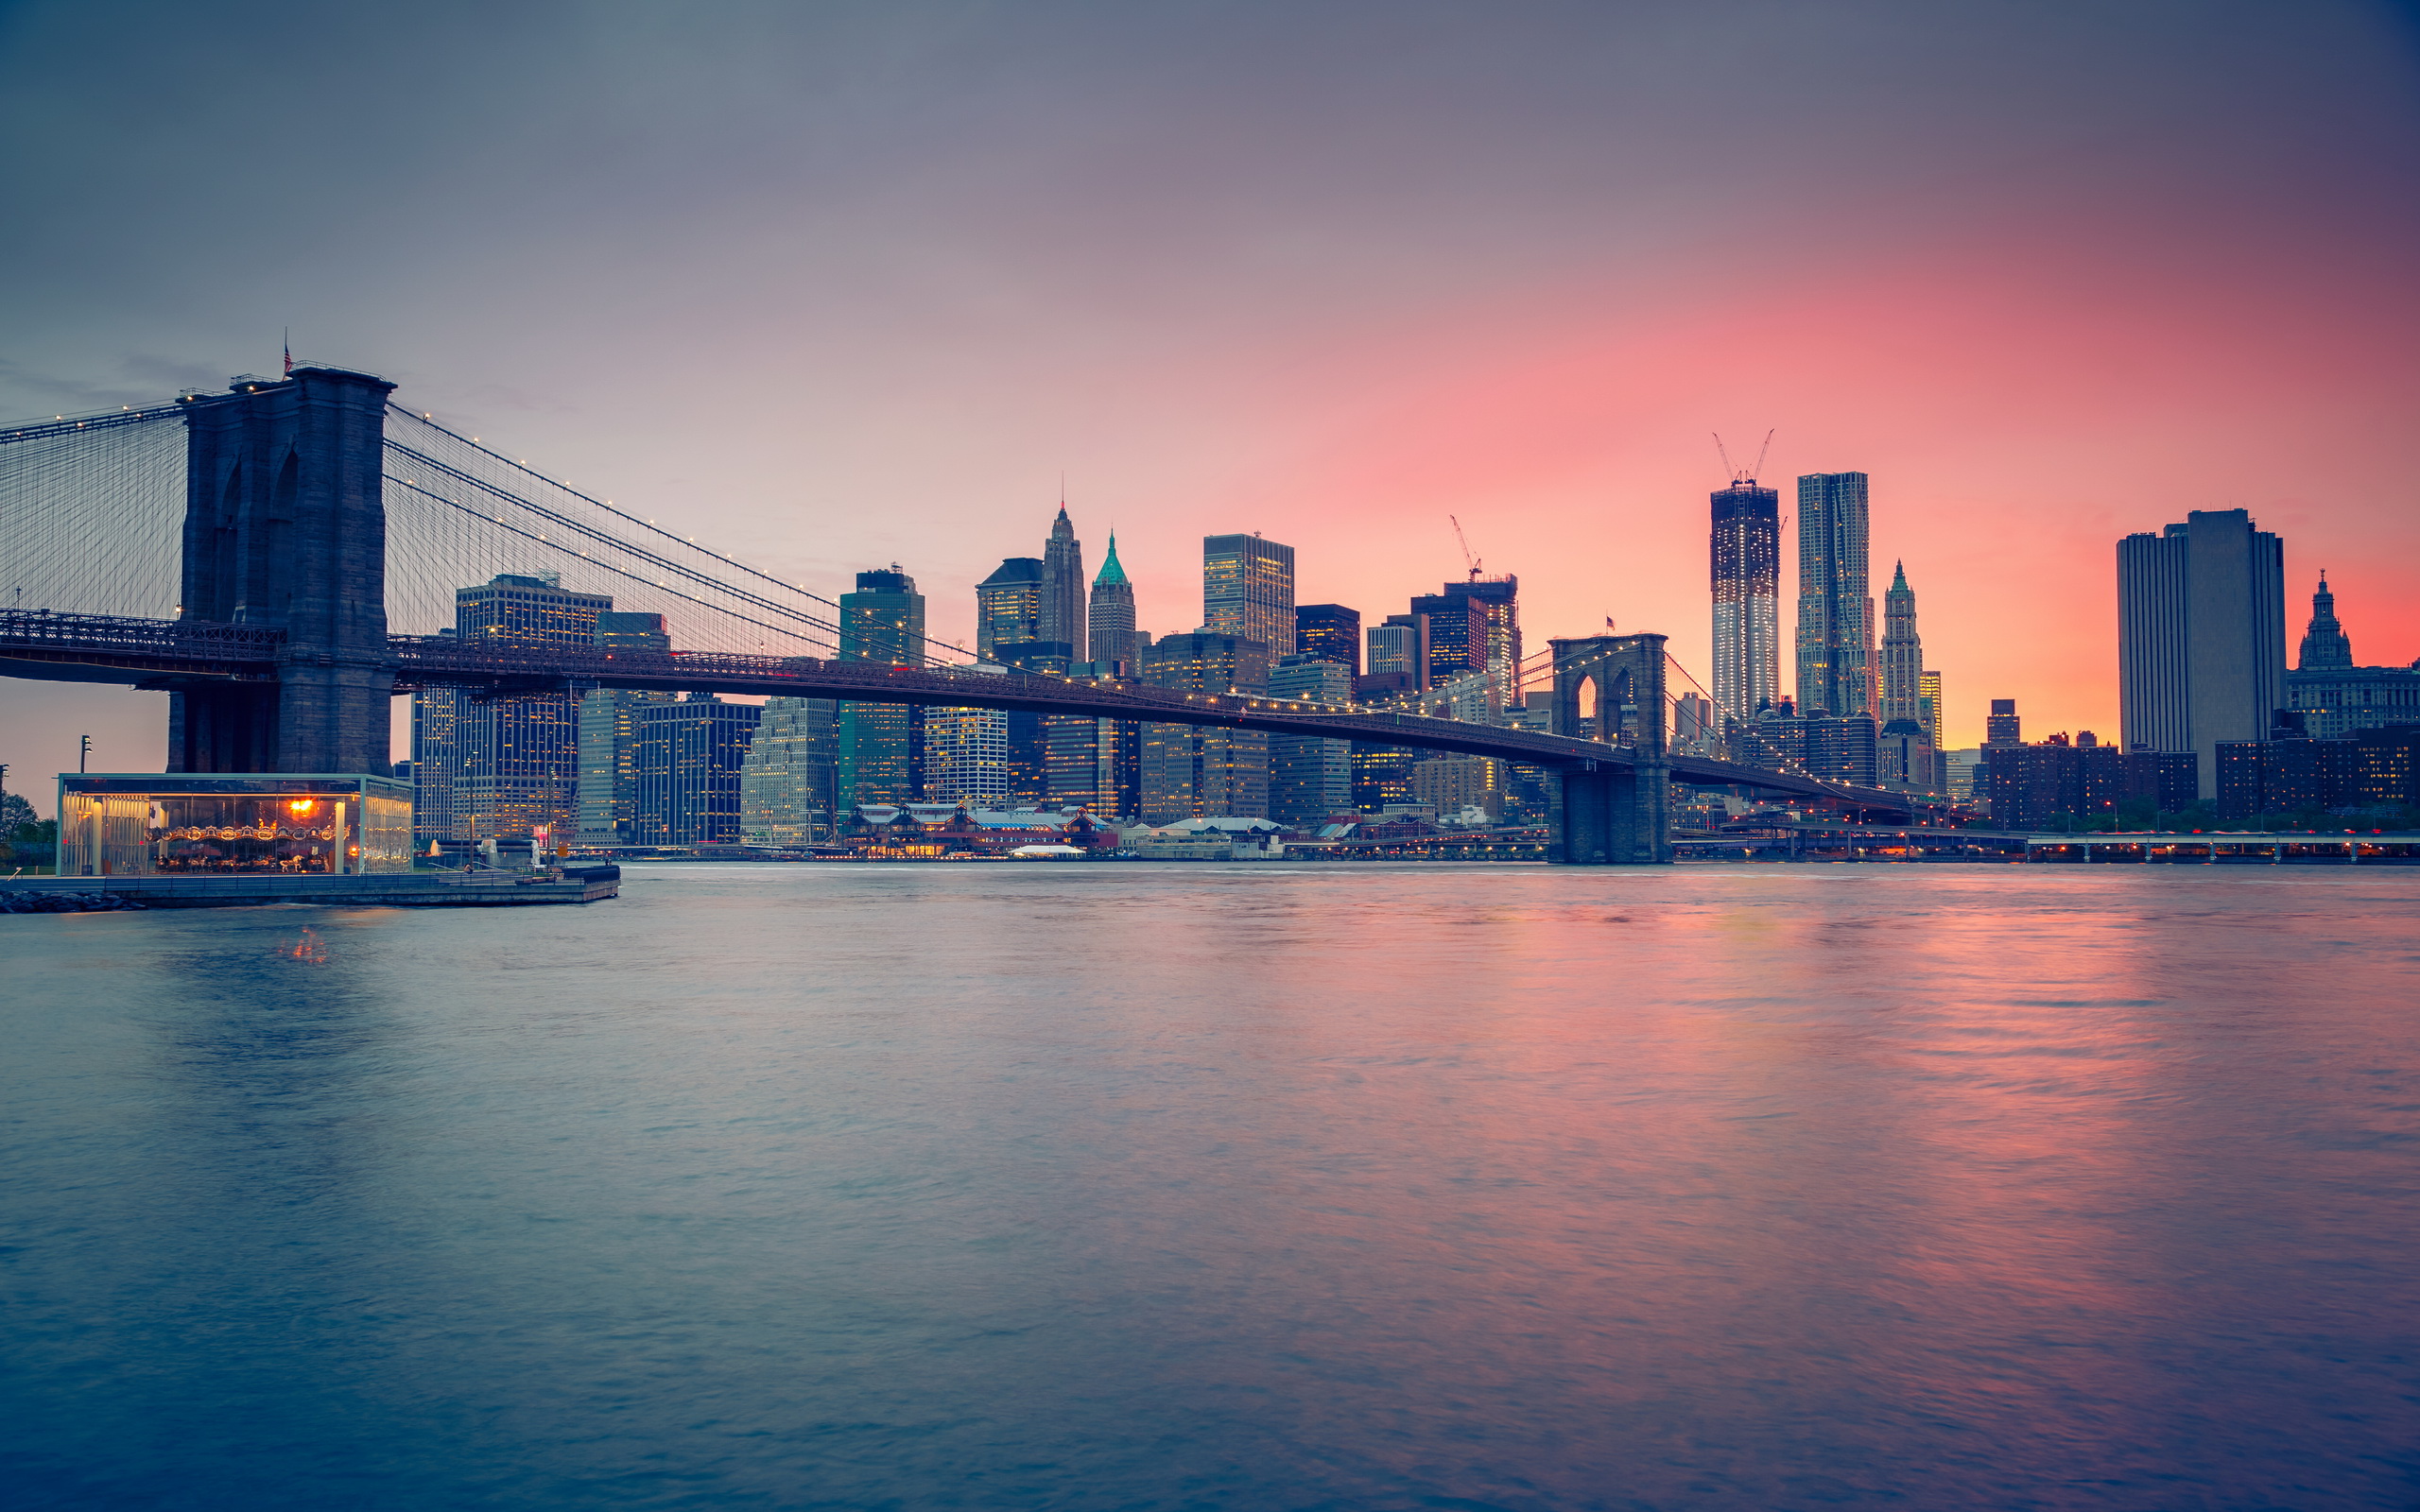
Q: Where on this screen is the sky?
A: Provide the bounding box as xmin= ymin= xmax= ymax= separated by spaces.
xmin=4 ymin=0 xmax=2418 ymax=804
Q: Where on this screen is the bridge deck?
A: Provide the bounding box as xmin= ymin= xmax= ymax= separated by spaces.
xmin=0 ymin=610 xmax=1919 ymax=811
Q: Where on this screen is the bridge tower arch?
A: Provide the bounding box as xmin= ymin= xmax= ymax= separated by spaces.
xmin=1546 ymin=634 xmax=1669 ymax=865
xmin=170 ymin=368 xmax=395 ymax=774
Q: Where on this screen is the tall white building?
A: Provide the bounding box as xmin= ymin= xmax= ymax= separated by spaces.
xmin=2118 ymin=508 xmax=2286 ymax=797
xmin=740 ymin=697 xmax=838 ymax=845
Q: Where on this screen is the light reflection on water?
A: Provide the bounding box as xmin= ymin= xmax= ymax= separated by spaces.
xmin=4 ymin=864 xmax=2417 ymax=1509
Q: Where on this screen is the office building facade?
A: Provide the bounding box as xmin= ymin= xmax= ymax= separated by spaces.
xmin=2118 ymin=507 xmax=2286 ymax=797
xmin=1409 ymin=577 xmax=1520 ymax=690
xmin=838 ymin=567 xmax=925 ymax=805
xmin=1710 ymin=478 xmax=1781 ymax=722
xmin=1139 ymin=631 xmax=1270 ymax=821
xmin=633 ymin=695 xmax=761 ymax=846
xmin=977 ymin=557 xmax=1047 ymax=661
xmin=412 ymin=573 xmax=609 ymax=844
xmin=740 ymin=696 xmax=838 ymax=845
xmin=1795 ymin=472 xmax=1875 ymax=720
xmin=1268 ymin=654 xmax=1354 ymax=826
xmin=1295 ymin=603 xmax=1362 ymax=674
xmin=1203 ymin=534 xmax=1294 ymax=659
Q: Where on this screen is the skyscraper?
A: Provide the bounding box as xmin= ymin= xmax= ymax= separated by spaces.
xmin=1409 ymin=578 xmax=1519 ymax=689
xmin=576 ymin=611 xmax=674 ymax=845
xmin=632 ymin=695 xmax=761 ymax=846
xmin=1919 ymin=670 xmax=1944 ymax=752
xmin=1268 ymin=654 xmax=1353 ymax=825
xmin=1294 ymin=604 xmax=1361 ymax=674
xmin=1879 ymin=562 xmax=1926 ymax=729
xmin=1041 ymin=507 xmax=1085 ymax=658
xmin=1140 ymin=631 xmax=1270 ymax=820
xmin=1203 ymin=534 xmax=1294 ymax=658
xmin=2118 ymin=508 xmax=2286 ymax=797
xmin=413 ymin=573 xmax=609 ymax=843
xmin=838 ymin=567 xmax=925 ymax=805
xmin=977 ymin=558 xmax=1046 ymax=660
xmin=1366 ymin=614 xmax=1428 ymax=691
xmin=1709 ymin=476 xmax=1781 ymax=721
xmin=740 ymin=697 xmax=838 ymax=845
xmin=1087 ymin=533 xmax=1142 ymax=670
xmin=1795 ymin=472 xmax=1875 ymax=720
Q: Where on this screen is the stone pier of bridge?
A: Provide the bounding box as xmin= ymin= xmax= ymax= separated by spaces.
xmin=1544 ymin=633 xmax=1670 ymax=865
xmin=168 ymin=367 xmax=395 ymax=775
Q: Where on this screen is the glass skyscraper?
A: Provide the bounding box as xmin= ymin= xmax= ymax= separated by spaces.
xmin=1709 ymin=478 xmax=1780 ymax=722
xmin=1203 ymin=534 xmax=1294 ymax=660
xmin=1794 ymin=472 xmax=1875 ymax=721
xmin=838 ymin=567 xmax=925 ymax=806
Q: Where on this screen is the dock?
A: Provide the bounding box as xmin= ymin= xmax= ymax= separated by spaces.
xmin=0 ymin=865 xmax=619 ymax=910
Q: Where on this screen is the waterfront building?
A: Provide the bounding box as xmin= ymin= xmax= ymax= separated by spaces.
xmin=1087 ymin=534 xmax=1144 ymax=671
xmin=1350 ymin=742 xmax=1420 ymax=814
xmin=1295 ymin=603 xmax=1361 ymax=674
xmin=576 ymin=689 xmax=674 ymax=843
xmin=1203 ymin=534 xmax=1294 ymax=657
xmin=1982 ymin=735 xmax=2199 ymax=829
xmin=925 ymin=704 xmax=1015 ymax=808
xmin=2118 ymin=507 xmax=2287 ymax=798
xmin=1794 ymin=472 xmax=1876 ymax=720
xmin=1409 ymin=577 xmax=1520 ymax=689
xmin=1366 ymin=614 xmax=1428 ymax=689
xmin=2284 ymin=576 xmax=2420 ymax=740
xmin=1045 ymin=715 xmax=1135 ymax=816
xmin=632 ymin=695 xmax=761 ymax=845
xmin=2218 ymin=724 xmax=2420 ymax=817
xmin=412 ymin=573 xmax=609 ymax=844
xmin=1139 ymin=631 xmax=1270 ymax=821
xmin=838 ymin=567 xmax=925 ymax=805
xmin=1041 ymin=507 xmax=1085 ymax=659
xmin=1986 ymin=698 xmax=2021 ymax=747
xmin=569 ymin=609 xmax=680 ymax=846
xmin=977 ymin=558 xmax=1047 ymax=661
xmin=1710 ymin=476 xmax=1781 ymax=723
xmin=1269 ymin=654 xmax=1353 ymax=826
xmin=740 ymin=697 xmax=838 ymax=846
xmin=1410 ymin=756 xmax=1505 ymax=823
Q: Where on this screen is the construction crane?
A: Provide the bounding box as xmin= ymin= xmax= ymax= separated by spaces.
xmin=1711 ymin=428 xmax=1775 ymax=485
xmin=1449 ymin=514 xmax=1481 ymax=581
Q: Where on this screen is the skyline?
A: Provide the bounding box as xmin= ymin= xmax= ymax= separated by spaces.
xmin=4 ymin=2 xmax=2418 ymax=782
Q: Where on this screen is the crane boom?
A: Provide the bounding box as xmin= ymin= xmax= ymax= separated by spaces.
xmin=1449 ymin=514 xmax=1481 ymax=580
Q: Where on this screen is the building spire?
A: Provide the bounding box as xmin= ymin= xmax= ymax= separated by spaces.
xmin=1094 ymin=531 xmax=1129 ymax=586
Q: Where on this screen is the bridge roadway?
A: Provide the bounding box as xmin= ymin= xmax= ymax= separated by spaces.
xmin=0 ymin=609 xmax=1917 ymax=814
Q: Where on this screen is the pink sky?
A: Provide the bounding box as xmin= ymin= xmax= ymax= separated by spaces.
xmin=3 ymin=3 xmax=2416 ymax=789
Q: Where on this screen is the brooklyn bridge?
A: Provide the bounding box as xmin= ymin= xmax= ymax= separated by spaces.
xmin=0 ymin=365 xmax=1929 ymax=863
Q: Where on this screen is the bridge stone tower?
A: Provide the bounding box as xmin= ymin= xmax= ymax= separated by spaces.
xmin=1547 ymin=633 xmax=1669 ymax=864
xmin=170 ymin=367 xmax=395 ymax=774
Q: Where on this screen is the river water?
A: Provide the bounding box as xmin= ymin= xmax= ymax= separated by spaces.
xmin=5 ymin=863 xmax=2417 ymax=1509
